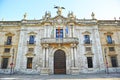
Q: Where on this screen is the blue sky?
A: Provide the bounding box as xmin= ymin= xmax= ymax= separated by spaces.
xmin=0 ymin=0 xmax=120 ymax=21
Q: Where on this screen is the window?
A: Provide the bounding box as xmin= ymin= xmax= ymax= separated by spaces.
xmin=107 ymin=35 xmax=112 ymax=44
xmin=29 ymin=35 xmax=35 ymax=44
xmin=87 ymin=57 xmax=93 ymax=68
xmin=6 ymin=36 xmax=12 ymax=45
xmin=28 ymin=48 xmax=34 ymax=52
xmin=1 ymin=58 xmax=9 ymax=69
xmin=27 ymin=58 xmax=33 ymax=69
xmin=111 ymin=57 xmax=118 ymax=67
xmin=56 ymin=29 xmax=63 ymax=38
xmin=84 ymin=35 xmax=90 ymax=44
xmin=85 ymin=47 xmax=91 ymax=51
xmin=4 ymin=48 xmax=10 ymax=53
xmin=109 ymin=47 xmax=115 ymax=51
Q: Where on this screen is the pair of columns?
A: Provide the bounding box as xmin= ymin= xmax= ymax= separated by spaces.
xmin=70 ymin=43 xmax=77 ymax=67
xmin=42 ymin=44 xmax=49 ymax=68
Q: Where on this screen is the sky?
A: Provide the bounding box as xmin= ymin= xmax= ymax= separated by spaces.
xmin=0 ymin=0 xmax=120 ymax=21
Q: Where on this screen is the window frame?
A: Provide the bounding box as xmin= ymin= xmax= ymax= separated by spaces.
xmin=27 ymin=57 xmax=33 ymax=69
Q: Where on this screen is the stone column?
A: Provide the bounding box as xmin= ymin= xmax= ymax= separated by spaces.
xmin=72 ymin=26 xmax=74 ymax=37
xmin=71 ymin=47 xmax=74 ymax=67
xmin=43 ymin=48 xmax=45 ymax=67
xmin=41 ymin=44 xmax=50 ymax=75
xmin=46 ymin=48 xmax=49 ymax=67
xmin=74 ymin=47 xmax=77 ymax=67
xmin=70 ymin=26 xmax=72 ymax=37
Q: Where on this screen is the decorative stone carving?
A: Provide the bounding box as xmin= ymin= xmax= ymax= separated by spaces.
xmin=68 ymin=12 xmax=76 ymax=20
xmin=104 ymin=32 xmax=113 ymax=35
xmin=25 ymin=53 xmax=36 ymax=57
xmin=5 ymin=32 xmax=15 ymax=36
xmin=84 ymin=52 xmax=94 ymax=57
xmin=54 ymin=6 xmax=65 ymax=15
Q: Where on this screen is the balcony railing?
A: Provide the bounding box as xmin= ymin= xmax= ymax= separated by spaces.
xmin=107 ymin=40 xmax=115 ymax=44
xmin=27 ymin=41 xmax=36 ymax=45
xmin=84 ymin=40 xmax=92 ymax=44
xmin=4 ymin=42 xmax=12 ymax=45
xmin=41 ymin=37 xmax=79 ymax=44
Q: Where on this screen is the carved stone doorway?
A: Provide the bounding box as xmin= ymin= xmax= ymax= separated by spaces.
xmin=54 ymin=49 xmax=66 ymax=74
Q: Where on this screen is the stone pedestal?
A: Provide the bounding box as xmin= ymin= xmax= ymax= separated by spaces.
xmin=70 ymin=67 xmax=79 ymax=75
xmin=40 ymin=68 xmax=50 ymax=75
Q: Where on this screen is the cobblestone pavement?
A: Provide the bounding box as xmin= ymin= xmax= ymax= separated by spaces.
xmin=0 ymin=73 xmax=120 ymax=80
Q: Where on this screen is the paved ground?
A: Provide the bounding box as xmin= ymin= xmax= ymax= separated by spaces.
xmin=0 ymin=73 xmax=120 ymax=80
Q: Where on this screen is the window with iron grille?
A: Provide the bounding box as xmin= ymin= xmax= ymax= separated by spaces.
xmin=84 ymin=35 xmax=90 ymax=44
xmin=28 ymin=48 xmax=34 ymax=52
xmin=107 ymin=35 xmax=112 ymax=44
xmin=29 ymin=35 xmax=35 ymax=44
xmin=109 ymin=47 xmax=115 ymax=51
xmin=4 ymin=48 xmax=10 ymax=53
xmin=6 ymin=36 xmax=12 ymax=45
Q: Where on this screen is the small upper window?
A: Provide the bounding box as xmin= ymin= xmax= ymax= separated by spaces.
xmin=4 ymin=48 xmax=10 ymax=53
xmin=109 ymin=47 xmax=115 ymax=51
xmin=85 ymin=47 xmax=91 ymax=51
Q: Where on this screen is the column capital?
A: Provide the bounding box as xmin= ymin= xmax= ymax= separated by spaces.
xmin=42 ymin=44 xmax=49 ymax=48
xmin=70 ymin=43 xmax=77 ymax=48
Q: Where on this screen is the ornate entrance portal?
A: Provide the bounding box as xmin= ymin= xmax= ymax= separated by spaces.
xmin=54 ymin=50 xmax=66 ymax=74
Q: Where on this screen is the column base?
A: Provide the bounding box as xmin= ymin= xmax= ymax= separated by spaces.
xmin=40 ymin=68 xmax=50 ymax=75
xmin=70 ymin=67 xmax=79 ymax=75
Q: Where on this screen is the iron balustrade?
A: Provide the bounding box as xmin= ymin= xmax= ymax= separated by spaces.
xmin=41 ymin=37 xmax=79 ymax=44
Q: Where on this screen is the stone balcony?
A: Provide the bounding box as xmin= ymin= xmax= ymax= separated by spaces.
xmin=106 ymin=40 xmax=115 ymax=46
xmin=41 ymin=37 xmax=79 ymax=44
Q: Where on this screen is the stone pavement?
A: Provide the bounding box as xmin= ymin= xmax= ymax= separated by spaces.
xmin=0 ymin=73 xmax=120 ymax=80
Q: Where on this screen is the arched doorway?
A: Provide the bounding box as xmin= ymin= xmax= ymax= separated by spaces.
xmin=54 ymin=50 xmax=66 ymax=74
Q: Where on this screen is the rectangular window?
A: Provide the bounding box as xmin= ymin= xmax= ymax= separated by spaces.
xmin=28 ymin=48 xmax=34 ymax=52
xmin=29 ymin=35 xmax=35 ymax=44
xmin=4 ymin=48 xmax=10 ymax=53
xmin=111 ymin=57 xmax=118 ymax=67
xmin=27 ymin=58 xmax=33 ymax=69
xmin=87 ymin=57 xmax=93 ymax=68
xmin=109 ymin=47 xmax=115 ymax=51
xmin=56 ymin=29 xmax=63 ymax=38
xmin=1 ymin=58 xmax=9 ymax=69
xmin=107 ymin=35 xmax=112 ymax=44
xmin=7 ymin=36 xmax=12 ymax=45
xmin=85 ymin=47 xmax=91 ymax=51
xmin=84 ymin=35 xmax=90 ymax=44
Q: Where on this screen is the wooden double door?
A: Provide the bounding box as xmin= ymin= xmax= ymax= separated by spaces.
xmin=54 ymin=50 xmax=66 ymax=74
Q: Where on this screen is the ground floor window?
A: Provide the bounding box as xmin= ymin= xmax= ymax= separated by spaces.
xmin=111 ymin=56 xmax=118 ymax=67
xmin=87 ymin=57 xmax=93 ymax=68
xmin=27 ymin=57 xmax=33 ymax=69
xmin=1 ymin=58 xmax=9 ymax=69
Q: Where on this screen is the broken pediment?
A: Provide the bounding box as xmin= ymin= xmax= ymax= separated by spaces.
xmin=28 ymin=31 xmax=37 ymax=35
xmin=82 ymin=31 xmax=91 ymax=35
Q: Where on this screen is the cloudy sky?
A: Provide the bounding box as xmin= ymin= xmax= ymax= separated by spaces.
xmin=0 ymin=0 xmax=120 ymax=21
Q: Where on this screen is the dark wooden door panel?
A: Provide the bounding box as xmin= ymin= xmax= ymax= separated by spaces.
xmin=54 ymin=50 xmax=66 ymax=74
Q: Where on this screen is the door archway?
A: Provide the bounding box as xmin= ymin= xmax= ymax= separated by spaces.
xmin=54 ymin=49 xmax=66 ymax=74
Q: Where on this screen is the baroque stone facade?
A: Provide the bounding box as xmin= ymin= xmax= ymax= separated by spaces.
xmin=0 ymin=8 xmax=120 ymax=74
